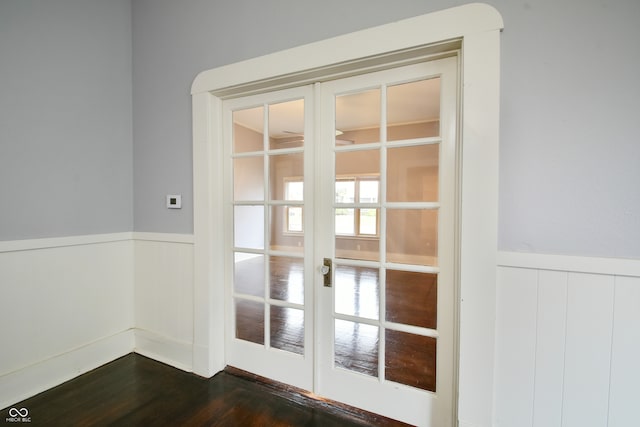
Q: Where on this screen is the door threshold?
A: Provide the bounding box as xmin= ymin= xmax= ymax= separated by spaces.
xmin=225 ymin=366 xmax=411 ymax=426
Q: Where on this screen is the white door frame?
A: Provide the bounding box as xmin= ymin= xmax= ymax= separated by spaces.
xmin=191 ymin=4 xmax=503 ymax=427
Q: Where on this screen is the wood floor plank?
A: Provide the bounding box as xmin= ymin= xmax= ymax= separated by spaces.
xmin=2 ymin=354 xmax=408 ymax=426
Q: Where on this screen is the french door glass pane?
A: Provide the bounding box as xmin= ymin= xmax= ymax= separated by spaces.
xmin=269 ymin=99 xmax=305 ymax=150
xmin=285 ymin=180 xmax=304 ymax=201
xmin=270 ymin=206 xmax=303 ymax=253
xmin=335 ymin=234 xmax=379 ymax=262
xmin=335 ymin=181 xmax=355 ymax=203
xmin=334 ymin=265 xmax=379 ymax=320
xmin=269 ymin=256 xmax=304 ymax=304
xmin=287 ymin=207 xmax=303 ymax=232
xmin=387 ymin=144 xmax=439 ymax=202
xmin=234 ymin=206 xmax=264 ymax=249
xmin=386 ymin=209 xmax=438 ymax=266
xmin=270 ymin=306 xmax=304 ymax=355
xmin=386 ymin=270 xmax=437 ymax=329
xmin=385 ymin=330 xmax=437 ymax=392
xmin=359 ymin=180 xmax=379 ymax=203
xmin=234 ymin=156 xmax=264 ymax=201
xmin=334 ymin=319 xmax=379 ymax=377
xmin=387 ymin=78 xmax=441 ymax=141
xmin=234 ymin=253 xmax=264 ymax=297
xmin=235 ymin=299 xmax=264 ymax=345
xmin=233 ymin=106 xmax=264 ymax=153
xmin=269 ymin=153 xmax=304 ymax=201
xmin=359 ymin=208 xmax=378 ymax=235
xmin=335 ymin=208 xmax=355 ymax=235
xmin=335 ymin=89 xmax=381 ymax=145
xmin=335 ymin=150 xmax=380 ymax=179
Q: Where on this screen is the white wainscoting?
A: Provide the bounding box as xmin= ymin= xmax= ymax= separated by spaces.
xmin=0 ymin=234 xmax=135 ymax=410
xmin=494 ymin=252 xmax=640 ymax=427
xmin=133 ymin=233 xmax=194 ymax=372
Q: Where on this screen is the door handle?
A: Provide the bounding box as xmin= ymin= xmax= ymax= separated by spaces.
xmin=321 ymin=258 xmax=332 ymax=287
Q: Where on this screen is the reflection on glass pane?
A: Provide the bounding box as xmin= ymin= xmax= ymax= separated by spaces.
xmin=269 ymin=305 xmax=304 ymax=354
xmin=269 ymin=256 xmax=304 ymax=304
xmin=385 ymin=330 xmax=436 ymax=392
xmin=335 ymin=265 xmax=379 ymax=320
xmin=335 ymin=180 xmax=355 ymax=203
xmin=235 ymin=299 xmax=264 ymax=345
xmin=336 ymin=150 xmax=380 ymax=180
xmin=287 ymin=207 xmax=303 ymax=232
xmin=270 ymin=206 xmax=303 ymax=253
xmin=387 ymin=144 xmax=439 ymax=202
xmin=234 ymin=156 xmax=264 ymax=201
xmin=285 ymin=180 xmax=304 ymax=201
xmin=234 ymin=253 xmax=264 ymax=297
xmin=270 ymin=306 xmax=304 ymax=355
xmin=336 ymin=237 xmax=379 ymax=262
xmin=269 ymin=153 xmax=303 ymax=201
xmin=386 ymin=209 xmax=438 ymax=266
xmin=387 ymin=78 xmax=440 ymax=141
xmin=234 ymin=206 xmax=264 ymax=249
xmin=233 ymin=107 xmax=264 ymax=153
xmin=269 ymin=99 xmax=304 ymax=150
xmin=335 ymin=208 xmax=355 ymax=235
xmin=386 ymin=270 xmax=437 ymax=329
xmin=336 ymin=89 xmax=381 ymax=145
xmin=359 ymin=209 xmax=378 ymax=235
xmin=359 ymin=180 xmax=379 ymax=203
xmin=335 ymin=319 xmax=378 ymax=377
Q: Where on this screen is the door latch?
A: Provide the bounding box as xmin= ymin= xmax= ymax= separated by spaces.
xmin=321 ymin=258 xmax=332 ymax=287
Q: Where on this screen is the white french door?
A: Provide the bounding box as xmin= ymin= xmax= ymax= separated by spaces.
xmin=223 ymin=85 xmax=316 ymax=390
xmin=223 ymin=57 xmax=457 ymax=426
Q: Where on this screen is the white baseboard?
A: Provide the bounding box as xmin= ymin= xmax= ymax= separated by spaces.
xmin=134 ymin=329 xmax=193 ymax=373
xmin=0 ymin=330 xmax=134 ymax=410
xmin=192 ymin=344 xmax=224 ymax=378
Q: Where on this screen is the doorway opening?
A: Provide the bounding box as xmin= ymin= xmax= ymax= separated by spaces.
xmin=192 ymin=5 xmax=503 ymax=426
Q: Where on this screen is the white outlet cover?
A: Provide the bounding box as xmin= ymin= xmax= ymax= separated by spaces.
xmin=167 ymin=194 xmax=182 ymax=209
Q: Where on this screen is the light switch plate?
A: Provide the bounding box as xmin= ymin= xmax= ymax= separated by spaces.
xmin=167 ymin=195 xmax=182 ymax=209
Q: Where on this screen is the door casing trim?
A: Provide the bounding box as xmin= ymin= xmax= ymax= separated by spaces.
xmin=191 ymin=4 xmax=503 ymax=426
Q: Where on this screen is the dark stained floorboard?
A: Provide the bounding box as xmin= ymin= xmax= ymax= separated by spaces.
xmin=2 ymin=354 xmax=408 ymax=427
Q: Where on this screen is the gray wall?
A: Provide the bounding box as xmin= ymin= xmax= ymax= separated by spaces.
xmin=132 ymin=0 xmax=640 ymax=259
xmin=0 ymin=0 xmax=133 ymax=241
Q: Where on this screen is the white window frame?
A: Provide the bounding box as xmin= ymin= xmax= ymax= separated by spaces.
xmin=192 ymin=5 xmax=503 ymax=426
xmin=335 ymin=175 xmax=380 ymax=237
xmin=283 ymin=177 xmax=304 ymax=234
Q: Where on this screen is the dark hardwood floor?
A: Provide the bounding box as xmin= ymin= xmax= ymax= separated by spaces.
xmin=2 ymin=354 xmax=409 ymax=426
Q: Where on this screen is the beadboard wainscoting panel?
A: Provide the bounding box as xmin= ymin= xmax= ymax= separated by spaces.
xmin=493 ymin=267 xmax=538 ymax=427
xmin=608 ymin=276 xmax=640 ymax=427
xmin=495 ymin=253 xmax=640 ymax=427
xmin=133 ymin=233 xmax=194 ymax=371
xmin=0 ymin=235 xmax=135 ymax=409
xmin=562 ymin=273 xmax=615 ymax=427
xmin=532 ymin=270 xmax=567 ymax=427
